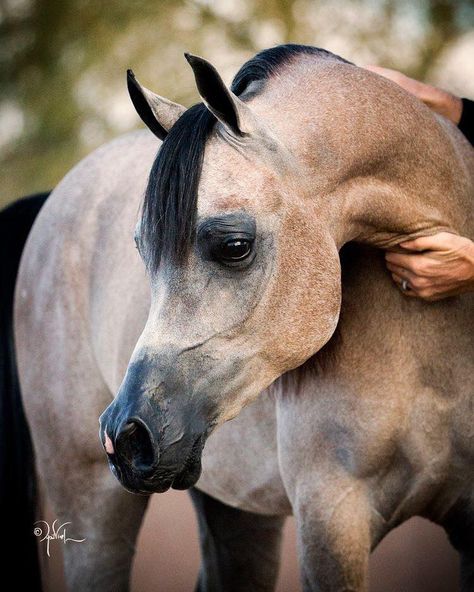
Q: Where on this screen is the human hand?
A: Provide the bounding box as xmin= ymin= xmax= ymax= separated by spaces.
xmin=365 ymin=65 xmax=463 ymax=125
xmin=385 ymin=233 xmax=474 ymax=301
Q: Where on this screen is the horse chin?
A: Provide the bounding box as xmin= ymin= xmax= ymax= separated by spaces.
xmin=171 ymin=458 xmax=202 ymax=490
xmin=113 ymin=461 xmax=202 ymax=494
xmin=170 ymin=431 xmax=206 ymax=490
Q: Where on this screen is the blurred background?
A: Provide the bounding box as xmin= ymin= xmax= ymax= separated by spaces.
xmin=2 ymin=0 xmax=473 ymax=590
xmin=1 ymin=0 xmax=474 ymax=205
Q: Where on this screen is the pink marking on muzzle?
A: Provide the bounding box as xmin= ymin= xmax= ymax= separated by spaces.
xmin=104 ymin=429 xmax=115 ymax=455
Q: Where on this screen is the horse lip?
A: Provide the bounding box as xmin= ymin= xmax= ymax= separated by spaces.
xmin=171 ymin=469 xmax=200 ymax=490
xmin=109 ymin=457 xmax=173 ymax=494
xmin=125 ymin=480 xmax=172 ymax=495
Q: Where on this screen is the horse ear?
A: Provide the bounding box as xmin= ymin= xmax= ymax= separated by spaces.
xmin=184 ymin=53 xmax=255 ymax=136
xmin=127 ymin=70 xmax=186 ymax=140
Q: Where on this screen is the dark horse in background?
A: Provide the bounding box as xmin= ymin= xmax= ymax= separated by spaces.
xmin=2 ymin=44 xmax=473 ymax=591
xmin=1 ymin=192 xmax=49 ymax=589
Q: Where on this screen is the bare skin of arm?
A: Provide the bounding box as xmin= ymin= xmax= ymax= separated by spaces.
xmin=365 ymin=65 xmax=473 ymax=300
xmin=386 ymin=233 xmax=474 ymax=301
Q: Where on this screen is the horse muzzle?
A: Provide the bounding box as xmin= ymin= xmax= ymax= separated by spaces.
xmin=99 ymin=413 xmax=207 ymax=494
xmin=99 ymin=399 xmax=209 ymax=495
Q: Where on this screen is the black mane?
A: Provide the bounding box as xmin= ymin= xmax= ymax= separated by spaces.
xmin=140 ymin=44 xmax=350 ymax=271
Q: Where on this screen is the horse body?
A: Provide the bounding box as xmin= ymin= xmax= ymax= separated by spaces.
xmin=13 ymin=45 xmax=474 ymax=592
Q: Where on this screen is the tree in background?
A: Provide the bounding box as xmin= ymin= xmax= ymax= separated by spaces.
xmin=1 ymin=0 xmax=473 ymax=203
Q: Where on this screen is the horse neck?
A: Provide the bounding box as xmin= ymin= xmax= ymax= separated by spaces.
xmin=258 ymin=58 xmax=474 ymax=250
xmin=331 ymin=118 xmax=474 ymax=250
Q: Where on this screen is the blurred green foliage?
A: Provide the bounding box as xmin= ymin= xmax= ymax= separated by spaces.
xmin=0 ymin=0 xmax=473 ymax=205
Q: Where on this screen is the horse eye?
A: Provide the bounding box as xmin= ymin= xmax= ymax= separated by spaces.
xmin=216 ymin=238 xmax=253 ymax=262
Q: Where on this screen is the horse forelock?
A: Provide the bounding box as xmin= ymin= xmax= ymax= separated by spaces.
xmin=140 ymin=44 xmax=351 ymax=272
xmin=140 ymin=103 xmax=214 ymax=272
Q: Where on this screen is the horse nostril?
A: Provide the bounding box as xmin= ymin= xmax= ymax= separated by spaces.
xmin=115 ymin=419 xmax=156 ymax=472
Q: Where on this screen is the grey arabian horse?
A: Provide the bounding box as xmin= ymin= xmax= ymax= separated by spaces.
xmin=8 ymin=44 xmax=474 ymax=591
